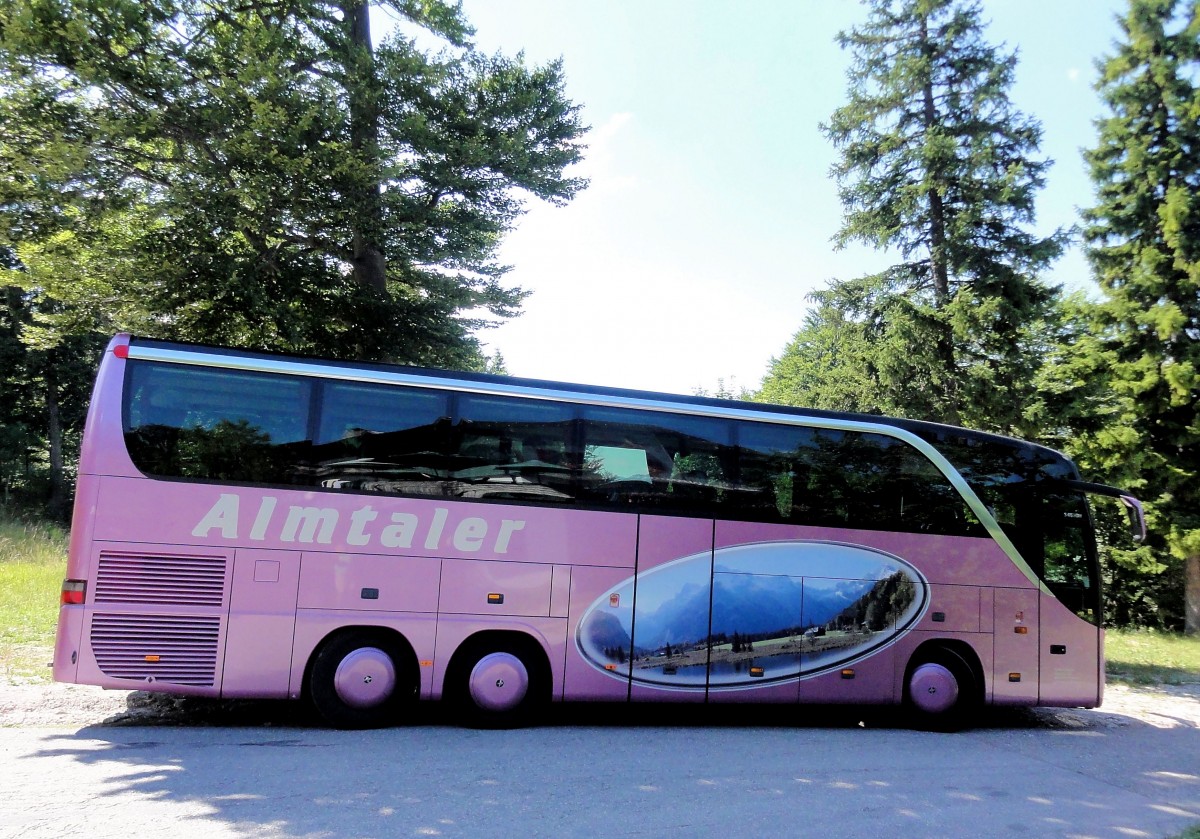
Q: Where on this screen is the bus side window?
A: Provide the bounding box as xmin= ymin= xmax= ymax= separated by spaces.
xmin=311 ymin=382 xmax=450 ymax=495
xmin=580 ymin=407 xmax=733 ymax=513
xmin=733 ymin=422 xmax=811 ymax=521
xmin=451 ymin=395 xmax=577 ymax=504
xmin=124 ymin=360 xmax=311 ymax=485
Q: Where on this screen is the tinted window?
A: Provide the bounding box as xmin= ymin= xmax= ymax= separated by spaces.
xmin=310 ymin=381 xmax=450 ymax=495
xmin=123 ymin=360 xmax=991 ymax=537
xmin=125 ymin=361 xmax=312 ymax=484
xmin=449 ymin=395 xmax=577 ymax=504
xmin=580 ymin=407 xmax=734 ymax=513
xmin=733 ymin=421 xmax=980 ymax=535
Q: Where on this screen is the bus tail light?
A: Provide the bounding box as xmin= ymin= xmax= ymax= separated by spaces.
xmin=61 ymin=579 xmax=87 ymax=605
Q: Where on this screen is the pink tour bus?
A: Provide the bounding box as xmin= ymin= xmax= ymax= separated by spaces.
xmin=54 ymin=335 xmax=1145 ymax=728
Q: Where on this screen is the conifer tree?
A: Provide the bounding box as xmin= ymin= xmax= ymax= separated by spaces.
xmin=813 ymin=0 xmax=1062 ymax=433
xmin=0 ymin=0 xmax=585 ymax=366
xmin=1082 ymin=0 xmax=1200 ymax=633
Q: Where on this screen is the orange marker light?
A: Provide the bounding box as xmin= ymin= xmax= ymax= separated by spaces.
xmin=1008 ymin=672 xmax=1021 ymax=682
xmin=749 ymin=666 xmax=764 ymax=678
xmin=1014 ymin=626 xmax=1029 ymax=634
xmin=841 ymin=669 xmax=856 ymax=680
xmin=145 ymin=655 xmax=161 ymax=663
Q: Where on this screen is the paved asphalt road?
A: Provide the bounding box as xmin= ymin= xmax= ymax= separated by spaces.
xmin=1 ymin=703 xmax=1198 ymax=839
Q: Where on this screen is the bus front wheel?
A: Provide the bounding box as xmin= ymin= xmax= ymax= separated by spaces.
xmin=905 ymin=647 xmax=977 ymax=731
xmin=309 ymin=632 xmax=413 ymax=729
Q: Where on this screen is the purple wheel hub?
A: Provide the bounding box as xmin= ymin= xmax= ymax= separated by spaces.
xmin=333 ymin=647 xmax=396 ymax=709
xmin=909 ymin=662 xmax=959 ymax=714
xmin=469 ymin=652 xmax=529 ymax=713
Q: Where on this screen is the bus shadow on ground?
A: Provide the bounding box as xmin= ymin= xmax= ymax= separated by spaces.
xmin=99 ymin=691 xmax=1053 ymax=732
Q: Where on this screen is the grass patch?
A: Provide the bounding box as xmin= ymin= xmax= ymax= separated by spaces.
xmin=1106 ymin=627 xmax=1200 ymax=686
xmin=0 ymin=513 xmax=67 ymax=683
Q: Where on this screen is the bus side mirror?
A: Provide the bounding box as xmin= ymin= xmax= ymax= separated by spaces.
xmin=1119 ymin=495 xmax=1147 ymax=543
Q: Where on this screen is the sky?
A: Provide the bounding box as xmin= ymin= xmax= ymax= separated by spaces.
xmin=413 ymin=1 xmax=1128 ymax=396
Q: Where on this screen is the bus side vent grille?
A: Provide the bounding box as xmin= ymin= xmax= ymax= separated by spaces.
xmin=90 ymin=614 xmax=221 ymax=687
xmin=95 ymin=552 xmax=227 ymax=607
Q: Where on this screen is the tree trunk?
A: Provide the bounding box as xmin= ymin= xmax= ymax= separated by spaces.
xmin=46 ymin=378 xmax=66 ymax=520
xmin=1186 ymin=554 xmax=1199 ymax=635
xmin=919 ymin=18 xmax=950 ymax=306
xmin=343 ymin=1 xmax=388 ymax=295
xmin=919 ymin=15 xmax=958 ymax=425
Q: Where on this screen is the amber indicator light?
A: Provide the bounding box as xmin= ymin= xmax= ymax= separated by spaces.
xmin=841 ymin=669 xmax=856 ymax=680
xmin=144 ymin=655 xmax=161 ymax=663
xmin=1008 ymin=672 xmax=1022 ymax=682
xmin=749 ymin=666 xmax=765 ymax=678
xmin=1014 ymin=626 xmax=1029 ymax=634
xmin=487 ymin=593 xmax=504 ymax=605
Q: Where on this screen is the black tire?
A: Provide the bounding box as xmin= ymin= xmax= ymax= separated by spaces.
xmin=449 ymin=639 xmax=547 ymax=729
xmin=308 ymin=632 xmax=414 ymax=729
xmin=905 ymin=646 xmax=978 ymax=732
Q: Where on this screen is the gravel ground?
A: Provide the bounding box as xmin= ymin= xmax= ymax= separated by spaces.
xmin=1 ymin=676 xmax=1197 ymax=730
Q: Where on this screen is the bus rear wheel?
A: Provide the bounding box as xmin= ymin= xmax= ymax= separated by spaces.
xmin=451 ymin=639 xmax=546 ymax=728
xmin=309 ymin=632 xmax=413 ymax=729
xmin=906 ymin=646 xmax=977 ymax=731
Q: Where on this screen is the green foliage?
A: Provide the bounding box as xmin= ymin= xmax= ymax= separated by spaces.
xmin=756 ymin=295 xmax=879 ymax=413
xmin=772 ymin=0 xmax=1064 ymax=434
xmin=0 ymin=0 xmax=586 ymax=365
xmin=1076 ymin=0 xmax=1200 ymax=631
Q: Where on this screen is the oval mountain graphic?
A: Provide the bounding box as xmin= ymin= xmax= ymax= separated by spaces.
xmin=576 ymin=541 xmax=929 ymax=689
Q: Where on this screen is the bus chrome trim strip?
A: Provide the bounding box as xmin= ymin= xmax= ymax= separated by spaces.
xmin=123 ymin=343 xmax=1048 ymax=592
